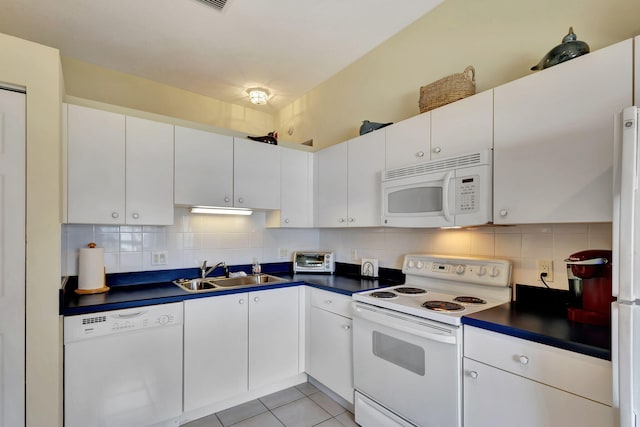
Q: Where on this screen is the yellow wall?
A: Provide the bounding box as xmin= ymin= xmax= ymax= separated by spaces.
xmin=278 ymin=0 xmax=640 ymax=149
xmin=0 ymin=33 xmax=63 ymax=426
xmin=62 ymin=57 xmax=277 ymax=136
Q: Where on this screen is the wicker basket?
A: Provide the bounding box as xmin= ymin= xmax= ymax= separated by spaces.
xmin=419 ymin=66 xmax=476 ymax=113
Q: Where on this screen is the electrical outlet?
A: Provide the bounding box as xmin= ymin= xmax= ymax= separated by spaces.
xmin=351 ymin=249 xmax=358 ymax=261
xmin=278 ymin=248 xmax=289 ymax=259
xmin=536 ymin=259 xmax=553 ymax=282
xmin=151 ymin=251 xmax=168 ymax=266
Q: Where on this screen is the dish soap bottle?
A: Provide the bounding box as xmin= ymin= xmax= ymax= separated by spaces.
xmin=252 ymin=258 xmax=261 ymax=275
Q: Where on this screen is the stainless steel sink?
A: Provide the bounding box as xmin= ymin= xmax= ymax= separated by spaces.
xmin=173 ymin=278 xmax=219 ymax=292
xmin=173 ymin=274 xmax=286 ymax=292
xmin=212 ymin=274 xmax=287 ymax=287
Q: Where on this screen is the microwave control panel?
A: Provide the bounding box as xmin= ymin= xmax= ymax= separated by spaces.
xmin=455 ymin=175 xmax=479 ymax=213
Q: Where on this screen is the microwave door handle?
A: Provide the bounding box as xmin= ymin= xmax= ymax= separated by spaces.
xmin=442 ymin=171 xmax=453 ymax=223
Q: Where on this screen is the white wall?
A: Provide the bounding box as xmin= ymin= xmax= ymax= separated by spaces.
xmin=62 ymin=207 xmax=320 ymax=274
xmin=64 ymin=214 xmax=611 ymax=291
xmin=320 ymin=223 xmax=612 ymax=290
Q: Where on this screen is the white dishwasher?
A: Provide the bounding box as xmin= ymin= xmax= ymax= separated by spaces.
xmin=64 ymin=302 xmax=183 ymax=427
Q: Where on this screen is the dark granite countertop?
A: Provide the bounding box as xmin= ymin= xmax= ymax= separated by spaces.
xmin=462 ymin=285 xmax=611 ymax=360
xmin=60 ymin=262 xmax=403 ymax=316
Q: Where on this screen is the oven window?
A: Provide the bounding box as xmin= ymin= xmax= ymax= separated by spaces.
xmin=372 ymin=331 xmax=425 ymax=376
xmin=296 ymin=254 xmax=323 ymax=267
xmin=388 ymin=187 xmax=442 ymax=214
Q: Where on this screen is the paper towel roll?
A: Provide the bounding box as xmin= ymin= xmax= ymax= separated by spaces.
xmin=78 ymin=244 xmax=105 ymax=291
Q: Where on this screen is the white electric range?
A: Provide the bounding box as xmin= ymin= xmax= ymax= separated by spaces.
xmin=352 ymin=254 xmax=512 ymax=427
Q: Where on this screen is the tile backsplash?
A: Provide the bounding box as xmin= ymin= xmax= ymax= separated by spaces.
xmin=62 ymin=209 xmax=611 ymax=290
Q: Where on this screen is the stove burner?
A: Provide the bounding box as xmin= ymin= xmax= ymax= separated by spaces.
xmin=394 ymin=287 xmax=427 ymax=295
xmin=422 ymin=301 xmax=465 ymax=312
xmin=453 ymin=296 xmax=487 ymax=304
xmin=370 ymin=291 xmax=398 ymax=299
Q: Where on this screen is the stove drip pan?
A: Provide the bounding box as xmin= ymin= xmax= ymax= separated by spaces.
xmin=453 ymin=296 xmax=486 ymax=304
xmin=422 ymin=301 xmax=465 ymax=312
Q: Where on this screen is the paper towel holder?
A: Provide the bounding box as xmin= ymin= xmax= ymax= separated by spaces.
xmin=75 ymin=242 xmax=110 ymax=295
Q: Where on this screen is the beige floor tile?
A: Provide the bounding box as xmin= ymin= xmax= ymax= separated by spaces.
xmin=308 ymin=392 xmax=346 ymax=417
xmin=272 ymin=397 xmax=332 ymax=427
xmin=216 ymin=400 xmax=268 ymax=427
xmin=260 ymin=386 xmax=306 ymax=410
xmin=183 ymin=413 xmax=223 ymax=427
xmin=295 ymin=382 xmax=320 ymax=396
xmin=334 ymin=411 xmax=358 ymax=427
xmin=229 ymin=411 xmax=284 ymax=427
xmin=313 ymin=419 xmax=344 ymax=427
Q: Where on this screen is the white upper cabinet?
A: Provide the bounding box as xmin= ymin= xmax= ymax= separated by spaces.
xmin=174 ymin=126 xmax=233 ymax=207
xmin=493 ymin=39 xmax=633 ymax=224
xmin=125 ymin=116 xmax=174 ymax=225
xmin=430 ymin=89 xmax=493 ymax=160
xmin=385 ymin=112 xmax=430 ymax=169
xmin=267 ymin=147 xmax=314 ymax=227
xmin=67 ymin=104 xmax=126 ymax=224
xmin=233 ymin=137 xmax=281 ymax=210
xmin=317 ymin=130 xmax=385 ymax=227
xmin=347 ymin=130 xmax=386 ymax=226
xmin=317 ymin=142 xmax=348 ymax=227
xmin=67 ymin=105 xmax=174 ymax=225
xmin=635 ymin=36 xmax=640 ymax=105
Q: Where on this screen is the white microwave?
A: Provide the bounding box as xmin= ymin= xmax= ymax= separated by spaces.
xmin=381 ymin=150 xmax=492 ymax=228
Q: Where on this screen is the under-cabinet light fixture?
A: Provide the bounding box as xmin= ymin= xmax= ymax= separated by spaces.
xmin=190 ymin=206 xmax=253 ymax=216
xmin=246 ymin=87 xmax=270 ymax=105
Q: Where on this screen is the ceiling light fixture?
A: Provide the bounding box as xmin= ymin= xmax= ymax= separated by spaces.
xmin=246 ymin=87 xmax=270 ymax=105
xmin=190 ymin=206 xmax=253 ymax=216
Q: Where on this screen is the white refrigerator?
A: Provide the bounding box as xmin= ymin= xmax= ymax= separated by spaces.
xmin=613 ymin=105 xmax=640 ymax=427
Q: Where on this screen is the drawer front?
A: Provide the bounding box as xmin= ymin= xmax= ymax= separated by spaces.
xmin=464 ymin=326 xmax=612 ymax=405
xmin=310 ymin=288 xmax=352 ymax=318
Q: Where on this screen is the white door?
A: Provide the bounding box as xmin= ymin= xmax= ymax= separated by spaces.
xmin=0 ymin=88 xmax=25 ymax=426
xmin=233 ymin=137 xmax=281 ymax=210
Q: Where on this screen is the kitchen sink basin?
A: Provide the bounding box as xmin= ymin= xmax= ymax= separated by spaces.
xmin=212 ymin=274 xmax=287 ymax=287
xmin=173 ymin=274 xmax=287 ymax=292
xmin=173 ymin=278 xmax=219 ymax=292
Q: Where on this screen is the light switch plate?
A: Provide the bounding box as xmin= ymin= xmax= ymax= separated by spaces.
xmin=361 ymin=258 xmax=379 ymax=278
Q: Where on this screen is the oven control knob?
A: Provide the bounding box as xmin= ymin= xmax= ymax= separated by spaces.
xmin=407 ymin=260 xmax=416 ymax=269
xmin=416 ymin=261 xmax=425 ymax=269
xmin=489 ymin=266 xmax=500 ymax=277
xmin=469 ymin=371 xmax=479 ymax=379
xmin=477 ymin=266 xmax=487 ymax=276
xmin=455 ymin=265 xmax=465 ymax=274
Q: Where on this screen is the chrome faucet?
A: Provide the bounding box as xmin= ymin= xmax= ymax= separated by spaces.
xmin=200 ymin=260 xmax=229 ymax=278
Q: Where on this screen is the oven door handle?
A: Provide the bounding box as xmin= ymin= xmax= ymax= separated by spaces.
xmin=353 ymin=303 xmax=457 ymax=345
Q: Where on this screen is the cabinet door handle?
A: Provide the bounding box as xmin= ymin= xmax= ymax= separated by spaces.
xmin=432 ymin=146 xmax=442 ymax=154
xmin=416 ymin=151 xmax=425 ymax=158
xmin=131 ymin=212 xmax=140 ymax=220
xmin=519 ymin=355 xmax=529 ymax=365
xmin=338 ymin=218 xmax=345 ymax=223
xmin=111 ymin=212 xmax=119 ymax=219
xmin=499 ymin=209 xmax=508 ymax=217
xmin=469 ymin=371 xmax=479 ymax=379
xmin=342 ymin=325 xmax=351 ymax=330
xmin=284 ymin=218 xmax=290 ymax=224
xmin=253 ymin=296 xmax=260 ymax=303
xmin=348 ymin=218 xmax=355 ymax=223
xmin=238 ymin=197 xmax=245 ymax=204
xmin=224 ymin=196 xmax=230 ymax=203
xmin=325 ymin=300 xmax=333 ymax=305
xmin=239 ymin=299 xmax=245 ymax=305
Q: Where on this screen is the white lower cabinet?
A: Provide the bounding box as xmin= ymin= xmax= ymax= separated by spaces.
xmin=308 ymin=288 xmax=354 ymax=403
xmin=248 ymin=287 xmax=300 ymax=389
xmin=183 ymin=287 xmax=300 ymax=412
xmin=463 ymin=326 xmax=613 ymax=427
xmin=183 ymin=293 xmax=249 ymax=412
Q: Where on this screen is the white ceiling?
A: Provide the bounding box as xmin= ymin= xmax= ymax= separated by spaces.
xmin=0 ymin=0 xmax=443 ymax=111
